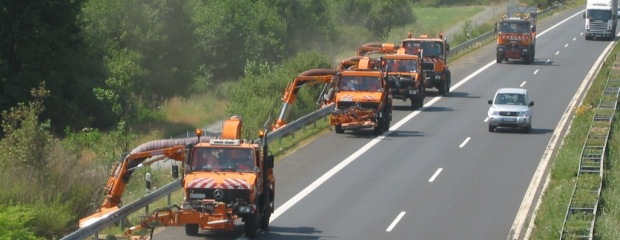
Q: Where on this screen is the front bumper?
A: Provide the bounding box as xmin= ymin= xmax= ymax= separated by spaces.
xmin=488 ymin=116 xmax=531 ymax=127
xmin=497 ymin=45 xmax=530 ymax=60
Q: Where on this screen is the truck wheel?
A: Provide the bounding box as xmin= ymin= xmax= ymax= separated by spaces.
xmin=445 ymin=71 xmax=451 ymax=94
xmin=260 ymin=193 xmax=272 ymax=230
xmin=410 ymin=97 xmax=420 ymax=110
xmin=496 ymin=54 xmax=502 ymax=63
xmin=244 ymin=212 xmax=260 ymax=238
xmin=373 ymin=118 xmax=385 ymax=135
xmin=335 ymin=125 xmax=344 ymax=134
xmin=438 ymin=80 xmax=448 ymax=96
xmin=185 ymin=224 xmax=199 ymax=236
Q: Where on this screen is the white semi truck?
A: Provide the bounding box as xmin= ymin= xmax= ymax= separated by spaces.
xmin=584 ymin=0 xmax=618 ymax=40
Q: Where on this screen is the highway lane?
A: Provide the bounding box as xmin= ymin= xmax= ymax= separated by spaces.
xmin=152 ymin=5 xmax=610 ymax=240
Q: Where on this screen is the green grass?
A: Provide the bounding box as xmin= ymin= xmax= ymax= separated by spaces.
xmin=530 ymin=46 xmax=620 ymax=240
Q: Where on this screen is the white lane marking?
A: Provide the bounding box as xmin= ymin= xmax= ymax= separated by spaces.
xmin=564 ymin=43 xmax=569 ymax=48
xmin=520 ymin=81 xmax=527 ymax=87
xmin=484 ymin=117 xmax=489 ymax=122
xmin=545 ymin=59 xmax=551 ymax=64
xmin=271 ymin=8 xmax=581 ymax=226
xmin=459 ymin=137 xmax=471 ymax=148
xmin=555 ymin=51 xmax=560 ymax=55
xmin=533 ymin=69 xmax=539 ymax=75
xmin=522 ymin=24 xmax=620 ymax=240
xmin=513 ymin=9 xmax=618 ymax=240
xmin=386 ymin=212 xmax=406 ymax=232
xmin=572 ymin=37 xmax=576 ymax=41
xmin=428 ymin=168 xmax=443 ymax=182
xmin=580 ymin=32 xmax=583 ymax=35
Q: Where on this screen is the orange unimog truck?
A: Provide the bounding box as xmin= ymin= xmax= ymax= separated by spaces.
xmin=357 ymin=42 xmax=428 ymax=110
xmin=495 ymin=6 xmax=537 ymax=64
xmin=401 ymin=33 xmax=451 ymax=96
xmin=79 ymin=116 xmax=275 ymax=239
xmin=332 ymin=55 xmax=393 ymax=135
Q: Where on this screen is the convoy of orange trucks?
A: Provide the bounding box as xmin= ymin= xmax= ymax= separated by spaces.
xmin=72 ymin=5 xmax=565 ymax=239
xmin=80 ymin=116 xmax=275 ymax=239
xmin=495 ymin=6 xmax=537 ymax=64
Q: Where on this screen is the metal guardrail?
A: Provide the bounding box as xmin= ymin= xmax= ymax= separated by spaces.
xmin=62 ymin=180 xmax=181 ymax=240
xmin=61 ymin=104 xmax=334 ymax=240
xmin=62 ymin=4 xmax=568 ymax=239
xmin=559 ymin=54 xmax=620 ymax=240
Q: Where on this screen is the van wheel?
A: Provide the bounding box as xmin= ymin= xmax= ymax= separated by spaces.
xmin=488 ymin=124 xmax=496 ymax=132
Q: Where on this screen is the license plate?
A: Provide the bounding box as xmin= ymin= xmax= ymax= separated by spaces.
xmin=190 ymin=193 xmax=206 ymax=199
xmin=502 ymin=118 xmax=516 ymax=122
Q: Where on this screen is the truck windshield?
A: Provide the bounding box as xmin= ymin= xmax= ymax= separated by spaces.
xmin=499 ymin=22 xmax=530 ymax=33
xmin=587 ymin=10 xmax=612 ymax=20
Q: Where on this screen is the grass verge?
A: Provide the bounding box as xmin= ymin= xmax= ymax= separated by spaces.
xmin=530 ymin=43 xmax=619 ymax=239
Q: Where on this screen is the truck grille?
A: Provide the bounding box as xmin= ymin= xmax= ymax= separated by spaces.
xmin=337 ymin=101 xmax=379 ymax=110
xmin=188 ymin=188 xmax=251 ymax=204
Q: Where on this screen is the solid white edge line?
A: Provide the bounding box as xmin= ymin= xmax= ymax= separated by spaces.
xmin=509 ymin=9 xmax=617 ymax=240
xmin=270 ymin=8 xmax=585 ymax=229
xmin=386 ymin=211 xmax=406 ymax=232
xmin=522 ymin=21 xmax=620 ymax=240
xmin=428 ymin=168 xmax=443 ymax=183
xmin=459 ymin=137 xmax=471 ymax=148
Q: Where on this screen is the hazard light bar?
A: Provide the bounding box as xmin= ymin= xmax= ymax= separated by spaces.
xmin=209 ymin=139 xmax=241 ymax=145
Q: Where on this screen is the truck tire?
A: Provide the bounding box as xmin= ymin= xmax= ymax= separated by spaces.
xmin=244 ymin=212 xmax=260 ymax=238
xmin=335 ymin=125 xmax=344 ymax=134
xmin=260 ymin=192 xmax=272 ymax=230
xmin=445 ymin=71 xmax=451 ymax=94
xmin=438 ymin=72 xmax=449 ymax=96
xmin=373 ymin=117 xmax=385 ymax=135
xmin=185 ymin=224 xmax=199 ymax=236
xmin=496 ymin=54 xmax=503 ymax=63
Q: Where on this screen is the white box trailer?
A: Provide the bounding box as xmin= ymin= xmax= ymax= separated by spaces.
xmin=584 ymin=0 xmax=618 ymax=40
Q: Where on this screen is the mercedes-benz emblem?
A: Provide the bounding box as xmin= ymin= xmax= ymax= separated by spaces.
xmin=213 ymin=189 xmax=224 ymax=200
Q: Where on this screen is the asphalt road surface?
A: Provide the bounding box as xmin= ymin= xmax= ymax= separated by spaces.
xmin=151 ymin=4 xmax=613 ymax=240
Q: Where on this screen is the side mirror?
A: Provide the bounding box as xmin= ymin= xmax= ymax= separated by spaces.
xmin=171 ymin=165 xmax=179 ymax=179
xmin=445 ymin=44 xmax=450 ymax=52
xmin=531 ymin=26 xmax=536 ymax=32
xmin=488 ymin=99 xmax=493 ymax=104
xmin=583 ymin=13 xmax=586 ymax=18
xmin=529 ymin=101 xmax=534 ymax=106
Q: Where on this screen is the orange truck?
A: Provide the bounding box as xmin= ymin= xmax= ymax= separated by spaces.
xmin=332 ymin=56 xmax=392 ymax=135
xmin=495 ymin=6 xmax=537 ymax=64
xmin=272 ymin=56 xmax=392 ymax=135
xmin=79 ymin=116 xmax=275 ymax=239
xmin=401 ymin=33 xmax=452 ymax=96
xmin=357 ymin=42 xmax=428 ymax=110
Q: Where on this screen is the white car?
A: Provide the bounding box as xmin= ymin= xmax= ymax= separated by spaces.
xmin=487 ymin=88 xmax=534 ymax=133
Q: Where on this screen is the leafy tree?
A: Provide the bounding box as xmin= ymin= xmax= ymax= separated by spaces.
xmin=0 ymin=0 xmax=114 ymax=133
